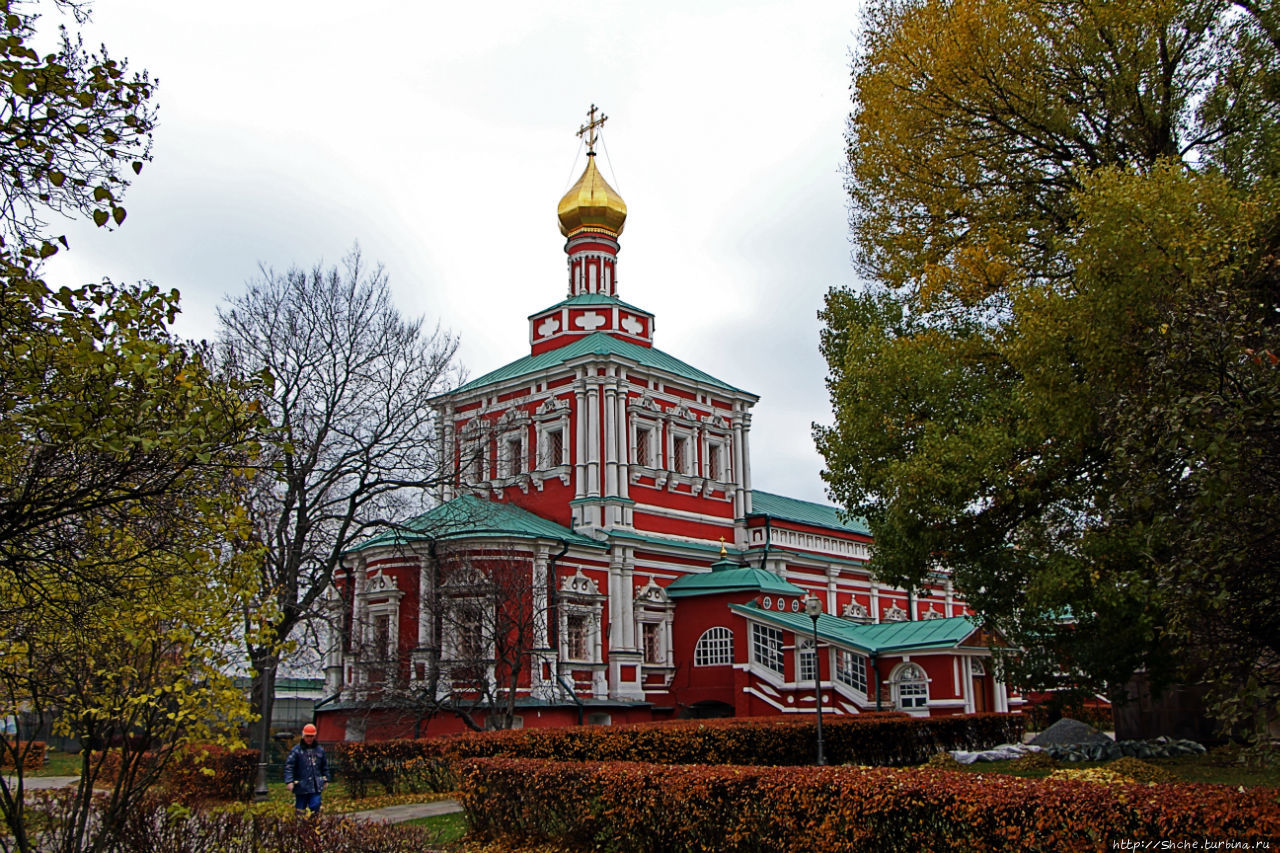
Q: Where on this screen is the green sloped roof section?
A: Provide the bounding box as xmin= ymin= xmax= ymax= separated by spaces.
xmin=527 ymin=292 xmax=652 ymax=317
xmin=748 ymin=490 xmax=870 ymax=536
xmin=728 ymin=603 xmax=980 ymax=655
xmin=667 ymin=559 xmax=805 ymax=599
xmin=454 ymin=332 xmax=751 ymax=396
xmin=349 ymin=495 xmax=605 ymax=553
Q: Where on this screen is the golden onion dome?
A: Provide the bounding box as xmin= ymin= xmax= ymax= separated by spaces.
xmin=557 ymin=155 xmax=627 ymax=237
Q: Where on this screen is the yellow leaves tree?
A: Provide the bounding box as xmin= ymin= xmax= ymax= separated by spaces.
xmin=821 ymin=0 xmax=1280 ymax=746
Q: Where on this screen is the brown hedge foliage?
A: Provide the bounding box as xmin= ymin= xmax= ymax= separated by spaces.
xmin=0 ymin=740 xmax=46 ymax=771
xmin=336 ymin=712 xmax=1021 ymax=797
xmin=91 ymin=744 xmax=258 ymax=802
xmin=459 ymin=757 xmax=1280 ymax=852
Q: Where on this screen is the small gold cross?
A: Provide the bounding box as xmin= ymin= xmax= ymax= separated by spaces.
xmin=577 ymin=104 xmax=608 ymax=155
xmin=719 ymin=536 xmax=727 ymax=558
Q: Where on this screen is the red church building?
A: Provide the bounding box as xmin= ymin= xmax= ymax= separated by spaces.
xmin=314 ymin=109 xmax=1020 ymax=741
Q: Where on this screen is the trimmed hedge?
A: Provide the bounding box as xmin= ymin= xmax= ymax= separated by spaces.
xmin=459 ymin=757 xmax=1280 ymax=852
xmin=0 ymin=740 xmax=46 ymax=771
xmin=336 ymin=712 xmax=1022 ymax=796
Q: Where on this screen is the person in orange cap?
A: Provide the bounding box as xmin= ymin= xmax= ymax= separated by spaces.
xmin=283 ymin=723 xmax=329 ymax=817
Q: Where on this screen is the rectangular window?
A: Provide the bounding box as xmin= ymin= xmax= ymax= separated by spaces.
xmin=372 ymin=614 xmax=390 ymax=658
xmin=672 ymin=435 xmax=688 ymax=475
xmin=545 ymin=427 xmax=564 ymax=467
xmin=642 ymin=622 xmax=662 ymax=664
xmin=836 ymin=650 xmax=868 ymax=693
xmin=635 ymin=427 xmax=651 ymax=467
xmin=566 ymin=614 xmax=588 ymax=661
xmin=708 ymin=443 xmax=722 ymax=480
xmin=899 ymin=681 xmax=928 ymax=709
xmin=465 ymin=442 xmax=485 ymax=483
xmin=798 ymin=638 xmax=817 ymax=683
xmin=501 ymin=436 xmax=523 ymax=477
xmin=455 ymin=603 xmax=485 ymax=660
xmin=751 ymin=623 xmax=784 ymax=675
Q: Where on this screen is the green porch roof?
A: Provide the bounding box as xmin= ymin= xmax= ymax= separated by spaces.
xmin=349 ymin=495 xmax=605 ymax=553
xmin=666 ymin=559 xmax=806 ymax=599
xmin=454 ymin=332 xmax=751 ymax=396
xmin=528 ymin=292 xmax=652 ymax=317
xmin=748 ymin=490 xmax=870 ymax=536
xmin=728 ymin=603 xmax=980 ymax=655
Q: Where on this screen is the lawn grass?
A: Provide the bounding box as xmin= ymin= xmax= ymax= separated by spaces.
xmin=31 ymin=749 xmax=82 ymax=777
xmin=402 ymin=810 xmax=467 ymax=842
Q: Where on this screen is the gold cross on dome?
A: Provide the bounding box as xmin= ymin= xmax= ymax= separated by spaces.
xmin=577 ymin=104 xmax=608 ymax=155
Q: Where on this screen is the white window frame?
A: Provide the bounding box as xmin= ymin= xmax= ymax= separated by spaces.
xmin=669 ymin=430 xmax=692 ymax=475
xmin=633 ymin=421 xmax=658 ymax=468
xmin=797 ymin=637 xmax=817 ymax=683
xmin=835 ymin=649 xmax=868 ymax=694
xmin=694 ymin=626 xmax=734 ymax=667
xmin=498 ymin=429 xmax=526 ymax=479
xmin=894 ymin=662 xmax=930 ymax=712
xmin=751 ymin=623 xmax=785 ymax=675
xmin=703 ymin=434 xmax=731 ymax=482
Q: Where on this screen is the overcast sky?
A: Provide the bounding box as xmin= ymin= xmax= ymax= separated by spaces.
xmin=44 ymin=0 xmax=865 ymax=505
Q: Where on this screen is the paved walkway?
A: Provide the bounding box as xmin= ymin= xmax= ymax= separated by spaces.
xmin=2 ymin=775 xmax=78 ymax=790
xmin=346 ymin=798 xmax=463 ymax=823
xmin=5 ymin=776 xmax=462 ymax=825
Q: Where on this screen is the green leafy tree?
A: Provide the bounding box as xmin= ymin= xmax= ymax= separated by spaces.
xmin=819 ymin=0 xmax=1280 ymax=744
xmin=0 ymin=259 xmax=268 ymax=853
xmin=0 ymin=0 xmax=154 ymax=247
xmin=0 ymin=2 xmax=270 ymax=848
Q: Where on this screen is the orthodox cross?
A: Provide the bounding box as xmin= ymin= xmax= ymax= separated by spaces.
xmin=578 ymin=104 xmax=608 ymax=155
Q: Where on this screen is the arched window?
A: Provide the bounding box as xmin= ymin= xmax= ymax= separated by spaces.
xmin=894 ymin=663 xmax=929 ymax=711
xmin=694 ymin=626 xmax=734 ymax=667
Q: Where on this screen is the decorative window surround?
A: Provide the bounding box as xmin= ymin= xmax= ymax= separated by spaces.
xmin=842 ymin=600 xmax=872 ymax=623
xmin=558 ymin=568 xmax=605 ymax=665
xmin=532 ymin=397 xmax=571 ymax=489
xmin=633 ymin=578 xmax=674 ymax=681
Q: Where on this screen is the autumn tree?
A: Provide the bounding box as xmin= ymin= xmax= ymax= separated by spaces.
xmin=216 ymin=250 xmax=461 ymax=729
xmin=819 ymin=0 xmax=1280 ymax=744
xmin=0 ymin=0 xmax=153 ymax=247
xmin=0 ymin=263 xmax=266 ymax=853
xmin=0 ymin=3 xmax=271 ymax=848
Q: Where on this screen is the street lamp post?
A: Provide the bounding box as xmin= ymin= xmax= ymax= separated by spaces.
xmin=253 ymin=656 xmax=274 ymax=802
xmin=804 ymin=594 xmax=827 ymax=766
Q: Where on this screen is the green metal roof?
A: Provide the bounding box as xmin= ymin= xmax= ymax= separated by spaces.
xmin=667 ymin=558 xmax=806 ymax=599
xmin=728 ymin=603 xmax=980 ymax=655
xmin=606 ymin=529 xmax=744 ymax=557
xmin=527 ymin=292 xmax=652 ymax=317
xmin=748 ymin=490 xmax=870 ymax=536
xmin=349 ymin=495 xmax=605 ymax=553
xmin=454 ymin=332 xmax=752 ymax=396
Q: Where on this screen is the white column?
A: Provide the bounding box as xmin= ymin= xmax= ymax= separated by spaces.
xmin=574 ymin=378 xmax=588 ymax=502
xmin=533 ymin=547 xmax=549 ymax=649
xmin=586 ymin=378 xmax=601 ymax=498
xmin=417 ymin=555 xmax=430 ymax=647
xmin=603 ymin=374 xmax=619 ymax=500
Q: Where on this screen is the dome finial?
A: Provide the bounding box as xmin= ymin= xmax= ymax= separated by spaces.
xmin=577 ymin=103 xmax=607 ymax=156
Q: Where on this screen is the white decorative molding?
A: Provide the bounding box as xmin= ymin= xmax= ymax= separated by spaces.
xmin=633 ymin=577 xmax=669 ymax=605
xmin=842 ymin=601 xmax=870 ymax=622
xmin=576 ymin=311 xmax=606 ymax=331
xmin=883 ymin=604 xmax=909 ymax=622
xmin=620 ymin=314 xmax=643 ymax=335
xmin=561 ymin=567 xmax=603 ymax=598
xmin=537 ymin=316 xmax=562 ymax=337
xmin=921 ymin=605 xmax=944 ymax=620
